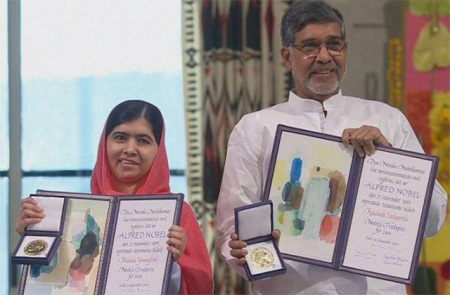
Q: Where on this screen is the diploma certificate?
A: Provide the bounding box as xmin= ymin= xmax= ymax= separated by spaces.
xmin=16 ymin=192 xmax=183 ymax=295
xmin=263 ymin=125 xmax=439 ymax=284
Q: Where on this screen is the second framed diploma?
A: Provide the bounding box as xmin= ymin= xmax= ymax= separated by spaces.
xmin=262 ymin=124 xmax=439 ymax=284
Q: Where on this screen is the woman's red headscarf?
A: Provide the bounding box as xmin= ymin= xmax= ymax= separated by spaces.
xmin=90 ymin=102 xmax=213 ymax=294
xmin=90 ymin=123 xmax=170 ymax=196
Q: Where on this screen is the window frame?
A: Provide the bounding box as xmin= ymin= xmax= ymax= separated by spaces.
xmin=5 ymin=1 xmax=186 ymax=292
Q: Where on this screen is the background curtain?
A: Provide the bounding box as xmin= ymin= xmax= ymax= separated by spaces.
xmin=182 ymin=0 xmax=290 ymax=293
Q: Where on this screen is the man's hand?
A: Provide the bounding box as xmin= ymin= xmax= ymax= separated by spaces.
xmin=229 ymin=233 xmax=247 ymax=266
xmin=342 ymin=125 xmax=391 ymax=157
xmin=229 ymin=229 xmax=281 ymax=266
xmin=272 ymin=229 xmax=281 ymax=246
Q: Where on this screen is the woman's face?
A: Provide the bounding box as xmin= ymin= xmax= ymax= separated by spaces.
xmin=106 ymin=117 xmax=159 ymax=188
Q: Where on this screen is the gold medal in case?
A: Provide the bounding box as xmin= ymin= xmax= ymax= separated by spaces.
xmin=249 ymin=247 xmax=274 ymax=269
xmin=24 ymin=239 xmax=48 ymax=256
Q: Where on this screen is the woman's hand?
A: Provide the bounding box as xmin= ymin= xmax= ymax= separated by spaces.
xmin=167 ymin=225 xmax=186 ymax=262
xmin=15 ymin=197 xmax=45 ymax=235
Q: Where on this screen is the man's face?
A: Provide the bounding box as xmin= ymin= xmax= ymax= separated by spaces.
xmin=281 ymin=22 xmax=347 ymax=102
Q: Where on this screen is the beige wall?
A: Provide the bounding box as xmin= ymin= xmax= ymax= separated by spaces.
xmin=332 ymin=0 xmax=404 ymax=102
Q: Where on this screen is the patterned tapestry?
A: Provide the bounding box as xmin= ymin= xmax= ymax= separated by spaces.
xmin=182 ymin=0 xmax=290 ymax=293
xmin=201 ymin=1 xmax=291 ymax=293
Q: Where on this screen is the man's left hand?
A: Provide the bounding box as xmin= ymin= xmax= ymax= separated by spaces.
xmin=342 ymin=125 xmax=391 ymax=157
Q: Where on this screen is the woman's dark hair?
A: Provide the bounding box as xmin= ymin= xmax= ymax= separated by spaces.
xmin=105 ymin=100 xmax=164 ymax=145
xmin=281 ymin=0 xmax=346 ymax=47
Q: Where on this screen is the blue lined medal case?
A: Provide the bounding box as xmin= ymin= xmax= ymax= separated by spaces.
xmin=235 ymin=200 xmax=287 ymax=281
xmin=11 ymin=195 xmax=68 ymax=265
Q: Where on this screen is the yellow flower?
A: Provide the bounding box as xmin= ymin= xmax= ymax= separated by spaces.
xmin=430 ymin=92 xmax=450 ymax=195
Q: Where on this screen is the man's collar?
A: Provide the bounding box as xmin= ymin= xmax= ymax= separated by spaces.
xmin=288 ymin=90 xmax=342 ymax=111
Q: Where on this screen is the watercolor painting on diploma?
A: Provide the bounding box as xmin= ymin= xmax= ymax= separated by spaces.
xmin=266 ymin=130 xmax=354 ymax=263
xmin=22 ymin=198 xmax=111 ymax=295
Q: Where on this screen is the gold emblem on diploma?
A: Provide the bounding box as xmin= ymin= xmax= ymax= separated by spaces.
xmin=24 ymin=239 xmax=48 ymax=256
xmin=249 ymin=247 xmax=274 ymax=269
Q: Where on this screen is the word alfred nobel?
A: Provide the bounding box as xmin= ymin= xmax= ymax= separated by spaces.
xmin=363 ymin=159 xmax=426 ymax=198
xmin=117 ymin=207 xmax=171 ymax=239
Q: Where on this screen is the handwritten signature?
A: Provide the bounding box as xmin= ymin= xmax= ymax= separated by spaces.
xmin=383 ymin=253 xmax=409 ymax=266
xmin=354 ymin=249 xmax=377 ymax=260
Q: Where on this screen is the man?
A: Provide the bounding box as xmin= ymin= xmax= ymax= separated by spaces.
xmin=215 ymin=0 xmax=448 ymax=294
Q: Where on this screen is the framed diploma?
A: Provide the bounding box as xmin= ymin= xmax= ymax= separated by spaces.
xmin=13 ymin=190 xmax=184 ymax=295
xmin=235 ymin=201 xmax=287 ymax=281
xmin=262 ymin=124 xmax=439 ymax=284
xmin=101 ymin=195 xmax=183 ymax=295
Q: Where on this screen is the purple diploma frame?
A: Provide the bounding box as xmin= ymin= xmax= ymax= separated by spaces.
xmin=11 ymin=195 xmax=68 ymax=265
xmin=100 ymin=194 xmax=184 ymax=295
xmin=262 ymin=124 xmax=439 ymax=284
xmin=15 ymin=190 xmax=184 ymax=295
xmin=235 ymin=201 xmax=287 ymax=281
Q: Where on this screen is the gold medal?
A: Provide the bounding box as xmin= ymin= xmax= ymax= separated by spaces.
xmin=24 ymin=239 xmax=48 ymax=256
xmin=249 ymin=247 xmax=274 ymax=269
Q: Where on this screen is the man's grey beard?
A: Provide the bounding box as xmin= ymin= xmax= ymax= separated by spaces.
xmin=306 ymin=68 xmax=345 ymax=96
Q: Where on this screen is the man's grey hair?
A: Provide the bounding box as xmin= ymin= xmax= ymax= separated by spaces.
xmin=281 ymin=0 xmax=346 ymax=47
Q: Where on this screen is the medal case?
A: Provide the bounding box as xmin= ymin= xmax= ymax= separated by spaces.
xmin=235 ymin=201 xmax=287 ymax=281
xmin=11 ymin=195 xmax=68 ymax=265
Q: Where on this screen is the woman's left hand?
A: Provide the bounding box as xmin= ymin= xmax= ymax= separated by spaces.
xmin=166 ymin=225 xmax=186 ymax=262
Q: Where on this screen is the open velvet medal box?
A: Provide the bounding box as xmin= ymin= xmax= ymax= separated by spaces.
xmin=235 ymin=201 xmax=287 ymax=281
xmin=11 ymin=195 xmax=67 ymax=265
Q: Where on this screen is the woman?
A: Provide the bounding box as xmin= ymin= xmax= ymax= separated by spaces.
xmin=16 ymin=100 xmax=213 ymax=294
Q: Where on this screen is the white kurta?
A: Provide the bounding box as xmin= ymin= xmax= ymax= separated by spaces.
xmin=216 ymin=91 xmax=448 ymax=295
